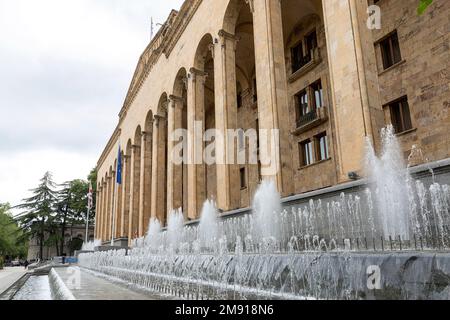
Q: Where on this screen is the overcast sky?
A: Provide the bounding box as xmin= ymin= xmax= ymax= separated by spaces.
xmin=0 ymin=0 xmax=184 ymax=211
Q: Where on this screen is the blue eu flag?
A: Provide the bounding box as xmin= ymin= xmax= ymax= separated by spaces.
xmin=116 ymin=146 xmax=122 ymax=185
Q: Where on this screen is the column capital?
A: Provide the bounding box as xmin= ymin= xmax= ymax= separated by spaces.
xmin=189 ymin=67 xmax=208 ymax=81
xmin=131 ymin=144 xmax=141 ymax=150
xmin=218 ymin=30 xmax=240 ymax=52
xmin=169 ymin=95 xmax=185 ymax=110
xmin=153 ymin=114 xmax=166 ymax=127
xmin=218 ymin=29 xmax=238 ymax=41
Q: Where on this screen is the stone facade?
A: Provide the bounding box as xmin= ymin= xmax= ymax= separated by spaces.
xmin=27 ymin=225 xmax=94 ymax=261
xmin=95 ymin=0 xmax=450 ymax=243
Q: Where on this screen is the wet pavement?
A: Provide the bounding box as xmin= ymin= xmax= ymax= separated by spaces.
xmin=12 ymin=275 xmax=52 ymax=300
xmin=53 ymin=267 xmax=159 ymax=300
xmin=0 ymin=267 xmax=28 ymax=296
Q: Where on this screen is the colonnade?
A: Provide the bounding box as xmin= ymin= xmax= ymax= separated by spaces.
xmin=94 ymin=0 xmax=378 ymax=243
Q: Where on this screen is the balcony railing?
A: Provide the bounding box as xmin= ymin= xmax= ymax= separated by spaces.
xmin=296 ymin=110 xmax=317 ymax=128
xmin=292 ymin=107 xmax=328 ymax=135
xmin=292 ymin=54 xmax=312 ymax=74
xmin=289 ymin=48 xmax=322 ymax=83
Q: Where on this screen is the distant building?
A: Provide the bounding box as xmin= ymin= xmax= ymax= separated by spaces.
xmin=27 ymin=224 xmax=94 ymax=260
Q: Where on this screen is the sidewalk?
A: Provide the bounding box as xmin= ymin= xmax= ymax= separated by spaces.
xmin=53 ymin=267 xmax=159 ymax=300
xmin=0 ymin=267 xmax=28 ymax=296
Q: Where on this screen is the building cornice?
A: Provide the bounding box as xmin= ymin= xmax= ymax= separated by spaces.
xmin=97 ymin=126 xmax=121 ymax=170
xmin=118 ymin=0 xmax=203 ymax=121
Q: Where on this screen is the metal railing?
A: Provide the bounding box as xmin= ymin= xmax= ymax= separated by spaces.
xmin=296 ymin=109 xmax=318 ymax=128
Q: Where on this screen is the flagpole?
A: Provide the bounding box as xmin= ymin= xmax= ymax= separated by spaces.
xmin=86 ymin=182 xmax=93 ymax=244
xmin=111 ymin=145 xmax=122 ymax=247
xmin=85 ymin=206 xmax=90 ymax=244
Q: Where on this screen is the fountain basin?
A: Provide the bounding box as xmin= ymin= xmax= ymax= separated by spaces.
xmin=79 ymin=251 xmax=450 ymax=300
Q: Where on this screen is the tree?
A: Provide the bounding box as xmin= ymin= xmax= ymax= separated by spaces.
xmin=418 ymin=0 xmax=433 ymax=15
xmin=55 ymin=179 xmax=92 ymax=254
xmin=15 ymin=172 xmax=57 ymax=260
xmin=0 ymin=203 xmax=28 ymax=265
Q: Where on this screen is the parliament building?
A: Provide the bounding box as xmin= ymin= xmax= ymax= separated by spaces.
xmin=94 ymin=0 xmax=450 ymax=244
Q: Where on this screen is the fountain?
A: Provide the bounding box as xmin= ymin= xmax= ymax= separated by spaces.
xmin=198 ymin=200 xmax=220 ymax=252
xmin=81 ymin=239 xmax=102 ymax=251
xmin=365 ymin=126 xmax=411 ymax=239
xmin=79 ymin=127 xmax=450 ymax=300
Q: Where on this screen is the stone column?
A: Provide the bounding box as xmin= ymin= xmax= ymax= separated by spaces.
xmin=214 ymin=29 xmax=240 ymax=212
xmin=120 ymin=155 xmax=131 ymax=238
xmin=104 ymin=178 xmax=112 ymax=241
xmin=251 ymin=0 xmax=294 ymax=196
xmin=115 ymin=178 xmax=122 ymax=239
xmin=138 ymin=131 xmax=152 ymax=237
xmin=109 ymin=170 xmax=116 ymax=242
xmin=151 ymin=115 xmax=168 ymax=224
xmin=95 ymin=188 xmax=102 ymax=239
xmin=101 ymin=182 xmax=107 ymax=241
xmin=322 ymin=0 xmax=382 ymax=180
xmin=167 ymin=95 xmax=184 ymax=213
xmin=187 ymin=68 xmax=207 ymax=220
xmin=128 ymin=144 xmax=141 ymax=241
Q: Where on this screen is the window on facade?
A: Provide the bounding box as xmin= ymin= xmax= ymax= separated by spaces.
xmin=237 ymin=91 xmax=243 ymax=108
xmin=306 ymin=30 xmax=317 ymax=57
xmin=311 ymin=80 xmax=324 ymax=109
xmin=387 ymin=96 xmax=413 ymax=134
xmin=380 ymin=31 xmax=402 ymax=69
xmin=257 ymin=161 xmax=262 ymax=181
xmin=240 ymin=168 xmax=247 ymax=189
xmin=299 ymin=139 xmax=314 ymax=167
xmin=255 ymin=119 xmax=260 ymax=149
xmin=316 ymin=132 xmax=329 ymax=161
xmin=237 ymin=82 xmax=243 ymax=108
xmin=291 ymin=29 xmax=318 ymax=73
xmin=291 ymin=41 xmax=304 ymax=73
xmin=296 ymin=90 xmax=309 ymax=119
xmin=253 ymin=77 xmax=258 ymax=102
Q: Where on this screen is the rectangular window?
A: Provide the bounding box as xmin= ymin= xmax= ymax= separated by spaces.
xmin=255 ymin=119 xmax=260 ymax=149
xmin=380 ymin=31 xmax=402 ymax=69
xmin=296 ymin=90 xmax=309 ymax=120
xmin=240 ymin=168 xmax=247 ymax=189
xmin=311 ymin=80 xmax=323 ymax=109
xmin=237 ymin=91 xmax=243 ymax=108
xmin=388 ymin=96 xmax=413 ymax=134
xmin=291 ymin=30 xmax=317 ymax=73
xmin=291 ymin=41 xmax=304 ymax=73
xmin=257 ymin=161 xmax=262 ymax=181
xmin=316 ymin=132 xmax=329 ymax=161
xmin=299 ymin=139 xmax=314 ymax=167
xmin=253 ymin=78 xmax=258 ymax=102
xmin=306 ymin=30 xmax=317 ymax=57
